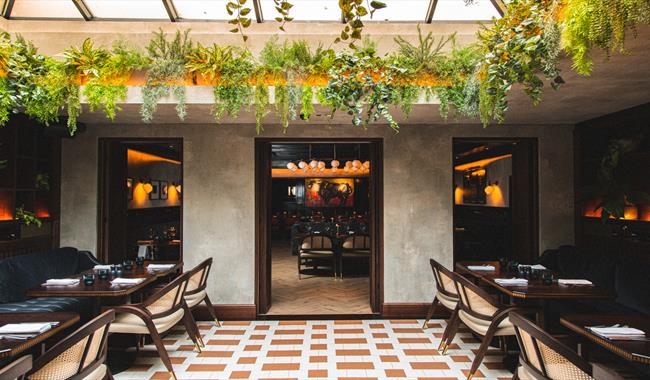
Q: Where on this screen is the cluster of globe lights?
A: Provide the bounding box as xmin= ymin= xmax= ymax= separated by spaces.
xmin=286 ymin=159 xmax=370 ymax=173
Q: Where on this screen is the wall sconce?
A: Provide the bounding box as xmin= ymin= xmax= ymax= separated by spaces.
xmin=287 ymin=162 xmax=298 ymax=172
xmin=287 ymin=185 xmax=296 ymax=197
xmin=126 ymin=178 xmax=133 ymax=188
xmin=142 ymin=181 xmax=154 ymax=194
xmin=484 ymin=181 xmax=498 ymax=195
xmin=175 ymin=184 xmax=182 ymax=194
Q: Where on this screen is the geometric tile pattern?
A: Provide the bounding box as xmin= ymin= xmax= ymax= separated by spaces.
xmin=114 ymin=319 xmax=514 ymax=379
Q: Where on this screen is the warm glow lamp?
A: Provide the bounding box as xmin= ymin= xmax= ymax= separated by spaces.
xmin=175 ymin=184 xmax=182 ymax=194
xmin=331 ymin=160 xmax=340 ymax=172
xmin=318 ymin=161 xmax=326 ymax=171
xmin=298 ymin=161 xmax=308 ymax=172
xmin=286 ymin=162 xmax=298 ymax=172
xmin=484 ymin=185 xmax=494 ymax=195
xmin=363 ymin=161 xmax=370 ymax=170
xmin=309 ymin=160 xmax=318 ymax=170
xmin=352 ymin=160 xmax=362 ymax=169
xmin=143 ymin=182 xmax=154 ymax=194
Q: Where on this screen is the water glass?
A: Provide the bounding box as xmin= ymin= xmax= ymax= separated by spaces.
xmin=83 ymin=274 xmax=95 ymax=286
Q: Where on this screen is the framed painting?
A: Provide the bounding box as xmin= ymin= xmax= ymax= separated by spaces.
xmin=305 ymin=178 xmax=354 ymax=208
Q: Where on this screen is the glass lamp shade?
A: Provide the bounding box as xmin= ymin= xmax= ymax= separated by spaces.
xmin=331 ymin=160 xmax=340 ymax=168
xmin=352 ymin=160 xmax=362 ymax=169
xmin=143 ymin=182 xmax=154 ymax=194
xmin=318 ymin=161 xmax=326 ymax=170
xmin=286 ymin=162 xmax=298 ymax=171
xmin=363 ymin=161 xmax=370 ymax=169
xmin=484 ymin=185 xmax=494 ymax=195
xmin=298 ymin=161 xmax=308 ymax=171
xmin=309 ymin=160 xmax=318 ymax=169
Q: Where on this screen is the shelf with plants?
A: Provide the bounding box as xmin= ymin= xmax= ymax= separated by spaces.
xmin=0 ymin=0 xmax=648 ymax=134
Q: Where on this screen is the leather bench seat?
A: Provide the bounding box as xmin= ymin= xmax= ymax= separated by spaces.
xmin=0 ymin=297 xmax=94 ymax=314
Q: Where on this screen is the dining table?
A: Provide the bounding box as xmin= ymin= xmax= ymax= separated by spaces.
xmin=26 ymin=261 xmax=183 ymax=310
xmin=560 ymin=314 xmax=650 ymax=366
xmin=455 ymin=261 xmax=613 ymax=328
xmin=0 ymin=312 xmax=79 ymax=359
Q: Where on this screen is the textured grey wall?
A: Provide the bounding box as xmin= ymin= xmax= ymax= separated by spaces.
xmin=60 ymin=123 xmax=574 ymax=305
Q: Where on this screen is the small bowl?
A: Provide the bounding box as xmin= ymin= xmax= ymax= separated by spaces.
xmin=98 ymin=269 xmax=109 ymax=280
xmin=123 ymin=260 xmax=134 ymax=271
xmin=135 ymin=257 xmax=145 ymax=267
xmin=83 ymin=274 xmax=96 ymax=286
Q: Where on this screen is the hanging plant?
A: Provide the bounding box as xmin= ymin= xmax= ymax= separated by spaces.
xmin=83 ymin=40 xmax=148 ymax=122
xmin=561 ymin=0 xmax=650 ymax=75
xmin=186 ymin=44 xmax=254 ymax=122
xmin=432 ymin=44 xmax=482 ymax=119
xmin=226 ymin=0 xmax=252 ymax=42
xmin=475 ymin=0 xmax=563 ymax=126
xmin=141 ymin=29 xmax=193 ymax=123
xmin=323 ymin=40 xmax=404 ymax=131
xmin=337 ymin=0 xmax=387 ymax=49
xmin=16 ymin=206 xmax=42 ymax=227
xmin=254 ymin=84 xmax=269 ymax=134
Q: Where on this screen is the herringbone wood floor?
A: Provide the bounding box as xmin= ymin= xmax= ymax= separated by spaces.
xmin=267 ymin=241 xmax=372 ymax=315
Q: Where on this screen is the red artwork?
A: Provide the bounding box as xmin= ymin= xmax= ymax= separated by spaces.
xmin=305 ymin=178 xmax=354 ymax=208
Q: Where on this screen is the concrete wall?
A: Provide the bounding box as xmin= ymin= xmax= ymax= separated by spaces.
xmin=60 ymin=123 xmax=574 ymax=305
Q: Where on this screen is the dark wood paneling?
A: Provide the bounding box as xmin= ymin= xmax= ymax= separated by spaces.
xmin=382 ymin=303 xmax=448 ymax=319
xmin=191 ymin=304 xmax=257 ymax=321
xmin=0 ymin=235 xmax=52 ymax=260
xmin=511 ymin=138 xmax=539 ymax=263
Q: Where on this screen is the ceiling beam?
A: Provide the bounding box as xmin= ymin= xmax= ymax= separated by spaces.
xmin=162 ymin=0 xmax=179 ymax=22
xmin=252 ymin=0 xmax=263 ymax=23
xmin=1 ymin=0 xmax=15 ymax=19
xmin=71 ymin=0 xmax=93 ymax=21
xmin=490 ymin=0 xmax=507 ymax=17
xmin=425 ymin=0 xmax=438 ymax=23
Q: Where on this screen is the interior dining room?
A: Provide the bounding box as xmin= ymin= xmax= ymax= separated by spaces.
xmin=0 ymin=1 xmax=649 ymax=380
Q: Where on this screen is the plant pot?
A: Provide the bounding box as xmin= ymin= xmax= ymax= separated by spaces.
xmin=126 ymin=70 xmax=147 ymax=86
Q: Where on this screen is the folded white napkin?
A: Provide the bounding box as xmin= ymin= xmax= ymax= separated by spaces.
xmin=110 ymin=278 xmax=145 ymax=285
xmin=467 ymin=265 xmax=496 ymax=271
xmin=0 ymin=322 xmax=53 ymax=335
xmin=589 ymin=326 xmax=646 ymax=340
xmin=147 ymin=264 xmax=175 ymax=270
xmin=558 ymin=279 xmax=593 ymax=286
xmin=518 ymin=264 xmax=547 ymax=270
xmin=93 ymin=265 xmax=112 ymax=270
xmin=494 ymin=278 xmax=529 ymax=286
xmin=43 ymin=279 xmax=79 ymax=286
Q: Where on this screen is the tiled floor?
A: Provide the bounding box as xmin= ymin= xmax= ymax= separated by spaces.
xmin=114 ymin=319 xmax=514 ymax=380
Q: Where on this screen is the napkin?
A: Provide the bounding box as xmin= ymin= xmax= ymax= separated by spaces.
xmin=518 ymin=264 xmax=547 ymax=270
xmin=0 ymin=322 xmax=53 ymax=335
xmin=93 ymin=265 xmax=112 ymax=270
xmin=110 ymin=278 xmax=145 ymax=285
xmin=494 ymin=278 xmax=528 ymax=286
xmin=558 ymin=279 xmax=593 ymax=286
xmin=147 ymin=264 xmax=175 ymax=270
xmin=589 ymin=326 xmax=646 ymax=340
xmin=467 ymin=265 xmax=496 ymax=271
xmin=43 ymin=279 xmax=79 ymax=286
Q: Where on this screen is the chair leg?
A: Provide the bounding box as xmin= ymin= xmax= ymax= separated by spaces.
xmin=149 ymin=328 xmax=176 ymax=380
xmin=182 ymin=307 xmax=203 ymax=351
xmin=467 ymin=328 xmax=500 ymax=380
xmin=298 ymin=255 xmax=302 ymax=280
xmin=203 ymin=295 xmax=221 ymax=327
xmin=422 ymin=297 xmax=440 ymax=329
xmin=440 ymin=308 xmax=461 ymax=354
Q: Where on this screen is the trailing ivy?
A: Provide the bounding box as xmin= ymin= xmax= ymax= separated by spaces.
xmin=141 ymin=29 xmax=192 ymax=123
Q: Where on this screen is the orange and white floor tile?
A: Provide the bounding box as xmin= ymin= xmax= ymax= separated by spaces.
xmin=113 ymin=319 xmax=513 ymax=380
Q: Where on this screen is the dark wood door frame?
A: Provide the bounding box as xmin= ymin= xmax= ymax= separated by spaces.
xmin=255 ymin=138 xmax=384 ymax=316
xmin=452 ymin=137 xmax=539 ymax=264
xmin=97 ymin=138 xmax=184 ymax=264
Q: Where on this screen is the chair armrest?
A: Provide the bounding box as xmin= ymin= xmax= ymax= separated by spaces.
xmin=492 ymin=307 xmax=524 ymax=323
xmin=0 ymin=355 xmax=32 ymax=379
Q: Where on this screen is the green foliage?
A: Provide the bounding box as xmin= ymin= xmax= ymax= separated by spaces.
xmin=35 ymin=173 xmax=50 ymax=190
xmin=16 ymin=206 xmax=42 ymax=227
xmin=83 ymin=40 xmax=147 ymax=122
xmin=0 ymin=77 xmax=11 ymax=126
xmin=394 ymin=26 xmax=455 ymax=75
xmin=254 ymin=84 xmax=269 ymax=134
xmin=141 ymin=29 xmax=192 ymax=123
xmin=300 ymin=86 xmax=315 ymax=120
xmin=63 ymin=38 xmax=109 ymax=78
xmin=475 ymin=0 xmax=563 ymax=126
xmin=432 ymin=43 xmax=482 ymax=119
xmin=226 ymin=0 xmax=252 ymax=42
xmin=562 ymin=0 xmax=650 ymax=75
xmin=272 ymin=0 xmax=294 ymax=32
xmin=337 ymin=0 xmax=387 ymax=49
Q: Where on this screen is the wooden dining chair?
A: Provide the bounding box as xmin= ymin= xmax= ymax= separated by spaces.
xmin=510 ymin=312 xmax=595 ymax=380
xmin=0 ymin=355 xmax=32 ymax=380
xmin=184 ymin=258 xmax=221 ymax=331
xmin=298 ymin=234 xmax=337 ymax=279
xmin=26 ymin=310 xmax=114 ymax=380
xmin=441 ymin=272 xmax=520 ymax=380
xmin=339 ymin=235 xmax=371 ymax=278
xmin=108 ymin=272 xmax=201 ymax=380
xmin=422 ymin=259 xmax=459 ymax=348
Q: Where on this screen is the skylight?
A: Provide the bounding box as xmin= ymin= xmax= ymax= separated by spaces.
xmin=1 ymin=0 xmax=503 ymax=22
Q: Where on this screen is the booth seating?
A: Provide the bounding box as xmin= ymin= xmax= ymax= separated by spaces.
xmin=0 ymin=248 xmax=100 ymax=315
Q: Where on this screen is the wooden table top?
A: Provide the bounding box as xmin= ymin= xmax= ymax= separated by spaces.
xmin=456 ymin=261 xmax=612 ymax=300
xmin=561 ymin=314 xmax=650 ymax=365
xmin=26 ymin=262 xmax=182 ymax=298
xmin=0 ymin=312 xmax=79 ymax=359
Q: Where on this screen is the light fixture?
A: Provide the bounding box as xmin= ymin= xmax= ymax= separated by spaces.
xmin=287 ymin=185 xmax=296 ymax=197
xmin=287 ymin=162 xmax=298 ymax=172
xmin=176 ymin=184 xmax=182 ymax=194
xmin=309 ymin=160 xmax=318 ymax=170
xmin=363 ymin=161 xmax=370 ymax=170
xmin=126 ymin=178 xmax=132 ymax=188
xmin=331 ymin=160 xmax=340 ymax=172
xmin=484 ymin=181 xmax=498 ymax=195
xmin=352 ymin=160 xmax=362 ymax=169
xmin=143 ymin=181 xmax=154 ymax=194
xmin=318 ymin=161 xmax=326 ymax=171
xmin=298 ymin=161 xmax=308 ymax=171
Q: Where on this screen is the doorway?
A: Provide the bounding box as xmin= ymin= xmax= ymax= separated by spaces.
xmin=255 ymin=138 xmax=383 ymax=317
xmin=452 ymin=138 xmax=538 ymax=264
xmin=98 ymin=139 xmax=183 ymax=264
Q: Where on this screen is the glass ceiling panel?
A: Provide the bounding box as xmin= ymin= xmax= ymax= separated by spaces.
xmin=433 ymin=0 xmax=500 ymax=21
xmin=261 ymin=0 xmax=341 ymax=22
xmin=84 ymin=0 xmax=169 ymax=20
xmin=10 ymin=0 xmax=84 ymax=19
xmin=362 ymin=0 xmax=430 ymax=22
xmin=174 ymin=0 xmax=231 ymax=20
